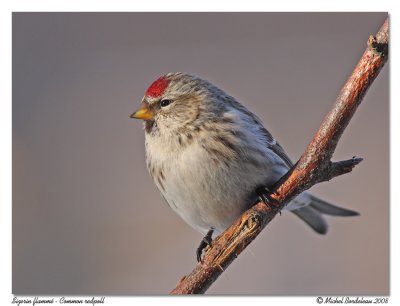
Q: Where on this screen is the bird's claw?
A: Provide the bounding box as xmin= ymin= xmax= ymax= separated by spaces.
xmin=196 ymin=228 xmax=214 ymax=262
xmin=256 ymin=186 xmax=282 ymax=215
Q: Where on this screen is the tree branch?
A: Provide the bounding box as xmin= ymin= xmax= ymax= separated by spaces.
xmin=170 ymin=17 xmax=389 ymax=295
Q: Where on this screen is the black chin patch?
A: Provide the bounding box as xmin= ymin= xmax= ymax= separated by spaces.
xmin=145 ymin=120 xmax=156 ymax=133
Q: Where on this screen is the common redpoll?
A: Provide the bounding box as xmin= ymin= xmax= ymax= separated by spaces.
xmin=130 ymin=72 xmax=358 ymax=261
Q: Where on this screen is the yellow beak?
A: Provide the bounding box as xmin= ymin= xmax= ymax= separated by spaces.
xmin=130 ymin=103 xmax=154 ymax=120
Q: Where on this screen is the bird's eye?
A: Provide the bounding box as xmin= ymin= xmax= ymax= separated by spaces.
xmin=160 ymin=99 xmax=172 ymax=107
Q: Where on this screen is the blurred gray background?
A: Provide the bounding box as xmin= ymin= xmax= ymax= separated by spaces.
xmin=12 ymin=12 xmax=389 ymax=295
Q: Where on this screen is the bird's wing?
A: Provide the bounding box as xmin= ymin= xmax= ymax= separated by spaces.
xmin=225 ymin=96 xmax=294 ymax=169
xmin=259 ymin=125 xmax=294 ymax=169
xmin=244 ymin=108 xmax=294 ymax=168
xmin=269 ymin=140 xmax=294 ymax=169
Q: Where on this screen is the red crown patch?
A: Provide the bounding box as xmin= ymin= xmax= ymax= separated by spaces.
xmin=145 ymin=76 xmax=170 ymax=98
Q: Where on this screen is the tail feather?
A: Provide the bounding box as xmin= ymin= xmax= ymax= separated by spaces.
xmin=290 ymin=194 xmax=359 ymax=234
xmin=308 ymin=195 xmax=360 ymax=217
xmin=291 ymin=206 xmax=328 ymax=234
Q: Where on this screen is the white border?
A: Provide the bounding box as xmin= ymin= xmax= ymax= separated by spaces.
xmin=1 ymin=1 xmax=398 ymax=306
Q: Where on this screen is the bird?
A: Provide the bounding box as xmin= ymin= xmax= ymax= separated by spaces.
xmin=130 ymin=72 xmax=359 ymax=261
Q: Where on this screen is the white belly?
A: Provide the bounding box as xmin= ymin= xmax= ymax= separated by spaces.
xmin=148 ymin=140 xmax=286 ymax=235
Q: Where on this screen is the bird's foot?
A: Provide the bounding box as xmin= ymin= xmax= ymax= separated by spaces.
xmin=196 ymin=228 xmax=214 ymax=262
xmin=256 ymin=186 xmax=282 ymax=215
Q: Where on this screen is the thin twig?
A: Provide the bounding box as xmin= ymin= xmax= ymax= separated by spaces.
xmin=170 ymin=17 xmax=389 ymax=295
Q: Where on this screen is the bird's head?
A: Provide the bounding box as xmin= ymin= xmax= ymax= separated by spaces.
xmin=130 ymin=72 xmax=228 ymax=135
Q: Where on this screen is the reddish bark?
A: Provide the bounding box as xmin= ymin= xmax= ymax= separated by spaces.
xmin=171 ymin=18 xmax=389 ymax=295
